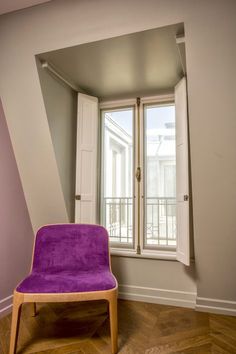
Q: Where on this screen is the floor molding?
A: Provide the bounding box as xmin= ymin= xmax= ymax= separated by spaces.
xmin=2 ymin=290 xmax=236 ymax=318
xmin=196 ymin=296 xmax=236 ymax=316
xmin=0 ymin=295 xmax=13 ymax=318
xmin=118 ymin=284 xmax=197 ymax=309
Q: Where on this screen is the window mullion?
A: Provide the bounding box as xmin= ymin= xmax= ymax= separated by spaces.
xmin=139 ymin=101 xmax=145 ymax=254
xmin=134 ymin=101 xmax=139 ymax=252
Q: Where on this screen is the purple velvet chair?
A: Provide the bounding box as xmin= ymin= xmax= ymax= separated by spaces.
xmin=9 ymin=224 xmax=118 ymax=354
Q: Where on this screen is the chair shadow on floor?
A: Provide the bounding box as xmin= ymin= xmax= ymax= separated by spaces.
xmin=16 ymin=301 xmax=110 ymax=353
xmin=14 ymin=299 xmax=137 ymax=354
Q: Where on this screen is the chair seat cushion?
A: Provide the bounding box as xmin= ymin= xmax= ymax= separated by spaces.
xmin=16 ymin=269 xmax=117 ymax=293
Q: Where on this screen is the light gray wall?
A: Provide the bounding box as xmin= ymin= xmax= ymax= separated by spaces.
xmin=0 ymin=0 xmax=236 ymax=304
xmin=0 ymin=100 xmax=34 ymax=316
xmin=36 ymin=58 xmax=77 ymax=222
xmin=111 ymin=256 xmax=196 ymax=291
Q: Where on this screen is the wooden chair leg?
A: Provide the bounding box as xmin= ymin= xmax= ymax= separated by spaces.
xmin=9 ymin=292 xmax=23 ymax=354
xmin=108 ymin=292 xmax=118 ymax=354
xmin=31 ymin=302 xmax=37 ymax=317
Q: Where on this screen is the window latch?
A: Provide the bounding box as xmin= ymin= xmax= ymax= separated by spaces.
xmin=184 ymin=194 xmax=189 ymax=201
xmin=135 ymin=167 xmax=141 ymax=182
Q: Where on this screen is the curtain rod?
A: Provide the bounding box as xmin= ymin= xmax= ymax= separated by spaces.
xmin=41 ymin=60 xmax=79 ymax=92
xmin=176 ymin=34 xmax=186 ymax=76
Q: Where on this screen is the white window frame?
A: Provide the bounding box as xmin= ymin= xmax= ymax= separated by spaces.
xmin=100 ymin=100 xmax=138 ymax=253
xmin=139 ymin=95 xmax=177 ymax=260
xmin=99 ymin=91 xmax=189 ymax=263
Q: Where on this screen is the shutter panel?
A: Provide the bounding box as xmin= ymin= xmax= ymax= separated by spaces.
xmin=75 ymin=93 xmax=98 ymax=224
xmin=175 ymin=77 xmax=190 ymax=266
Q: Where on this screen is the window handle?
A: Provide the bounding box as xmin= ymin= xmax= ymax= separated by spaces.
xmin=135 ymin=167 xmax=141 ymax=182
xmin=75 ymin=195 xmax=81 ymax=200
xmin=184 ymin=194 xmax=189 ymax=201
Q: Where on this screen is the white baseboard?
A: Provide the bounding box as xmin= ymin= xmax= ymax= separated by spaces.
xmin=0 ymin=295 xmax=13 ymax=318
xmin=1 ymin=290 xmax=235 ymax=318
xmin=118 ymin=284 xmax=196 ymax=309
xmin=196 ymin=296 xmax=236 ymax=316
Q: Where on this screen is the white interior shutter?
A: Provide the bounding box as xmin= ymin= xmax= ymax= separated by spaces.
xmin=175 ymin=77 xmax=190 ymax=266
xmin=75 ymin=93 xmax=98 ymax=224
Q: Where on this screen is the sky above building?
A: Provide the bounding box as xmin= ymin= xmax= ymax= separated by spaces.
xmin=106 ymin=105 xmax=175 ymax=136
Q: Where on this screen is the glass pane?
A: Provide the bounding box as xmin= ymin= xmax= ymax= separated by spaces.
xmin=102 ymin=108 xmax=134 ymax=246
xmin=144 ymin=104 xmax=176 ymax=248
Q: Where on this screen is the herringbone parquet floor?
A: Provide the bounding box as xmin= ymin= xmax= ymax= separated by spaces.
xmin=0 ymin=300 xmax=236 ymax=354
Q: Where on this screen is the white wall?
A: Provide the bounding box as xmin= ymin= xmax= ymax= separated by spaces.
xmin=36 ymin=58 xmax=77 ymax=221
xmin=0 ymin=0 xmax=236 ymax=310
xmin=0 ymin=100 xmax=34 ymax=318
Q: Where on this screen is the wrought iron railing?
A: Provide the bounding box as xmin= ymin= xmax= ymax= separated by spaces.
xmin=103 ymin=197 xmax=176 ymax=247
xmin=145 ymin=197 xmax=176 ymax=247
xmin=103 ymin=197 xmax=133 ymax=244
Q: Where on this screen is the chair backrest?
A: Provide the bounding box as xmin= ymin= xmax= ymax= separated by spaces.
xmin=32 ymin=224 xmax=110 ymax=273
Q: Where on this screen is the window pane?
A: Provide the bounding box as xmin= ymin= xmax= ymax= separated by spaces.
xmin=102 ymin=108 xmax=134 ymax=246
xmin=144 ymin=104 xmax=176 ymax=248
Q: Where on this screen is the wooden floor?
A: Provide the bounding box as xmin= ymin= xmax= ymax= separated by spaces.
xmin=1 ymin=300 xmax=236 ymax=354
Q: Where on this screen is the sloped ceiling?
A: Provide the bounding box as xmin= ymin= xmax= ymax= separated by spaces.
xmin=38 ymin=23 xmax=185 ymax=100
xmin=0 ymin=0 xmax=51 ymax=15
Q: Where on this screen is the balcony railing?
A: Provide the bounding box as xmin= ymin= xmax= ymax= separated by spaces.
xmin=103 ymin=197 xmax=176 ymax=247
xmin=145 ymin=197 xmax=176 ymax=247
xmin=104 ymin=197 xmax=133 ymax=244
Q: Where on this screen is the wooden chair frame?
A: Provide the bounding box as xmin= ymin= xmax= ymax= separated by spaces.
xmin=9 ymin=225 xmax=118 ymax=354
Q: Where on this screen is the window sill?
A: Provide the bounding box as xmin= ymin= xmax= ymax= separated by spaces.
xmin=110 ymin=248 xmax=177 ymax=261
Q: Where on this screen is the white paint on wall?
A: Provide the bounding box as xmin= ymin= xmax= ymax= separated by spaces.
xmin=36 ymin=58 xmax=77 ymax=222
xmin=0 ymin=100 xmax=34 ymax=316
